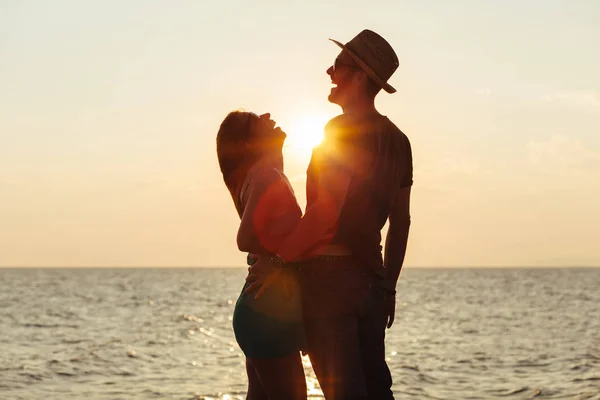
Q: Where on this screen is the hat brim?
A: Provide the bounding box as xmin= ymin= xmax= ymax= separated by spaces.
xmin=329 ymin=39 xmax=396 ymax=94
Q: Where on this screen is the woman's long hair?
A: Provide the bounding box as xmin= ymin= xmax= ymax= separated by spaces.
xmin=216 ymin=111 xmax=260 ymax=217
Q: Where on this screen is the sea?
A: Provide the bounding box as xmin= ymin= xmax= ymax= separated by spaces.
xmin=0 ymin=267 xmax=599 ymax=400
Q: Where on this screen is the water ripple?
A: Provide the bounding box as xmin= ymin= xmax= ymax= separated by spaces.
xmin=0 ymin=267 xmax=598 ymax=399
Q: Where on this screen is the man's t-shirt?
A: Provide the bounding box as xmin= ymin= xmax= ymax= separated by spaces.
xmin=306 ymin=113 xmax=413 ymax=277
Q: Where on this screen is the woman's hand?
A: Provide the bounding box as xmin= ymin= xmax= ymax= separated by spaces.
xmin=245 ymin=255 xmax=278 ymax=299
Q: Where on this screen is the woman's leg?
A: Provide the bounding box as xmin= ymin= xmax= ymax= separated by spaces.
xmin=247 ymin=352 xmax=307 ymax=400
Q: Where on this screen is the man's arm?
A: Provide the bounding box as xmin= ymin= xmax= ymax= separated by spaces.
xmin=243 ymin=164 xmax=351 ymax=298
xmin=383 ymin=186 xmax=412 ymax=292
xmin=381 ymin=185 xmax=411 ymax=329
xmin=276 ymin=164 xmax=351 ymax=262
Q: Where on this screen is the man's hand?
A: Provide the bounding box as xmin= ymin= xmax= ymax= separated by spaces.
xmin=384 ymin=291 xmax=396 ymax=329
xmin=244 ymin=255 xmax=279 ymax=299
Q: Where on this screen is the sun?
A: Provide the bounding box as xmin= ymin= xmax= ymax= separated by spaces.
xmin=285 ymin=113 xmax=330 ymax=155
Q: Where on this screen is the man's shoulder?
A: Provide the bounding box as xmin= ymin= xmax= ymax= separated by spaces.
xmin=381 ymin=117 xmax=408 ymax=138
xmin=325 ymin=114 xmax=348 ymax=128
xmin=380 ymin=117 xmax=412 ymax=151
xmin=323 ymin=114 xmax=350 ymax=139
xmin=322 ymin=113 xmax=411 ymax=149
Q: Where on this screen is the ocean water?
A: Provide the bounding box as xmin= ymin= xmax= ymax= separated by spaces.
xmin=0 ymin=267 xmax=599 ymax=400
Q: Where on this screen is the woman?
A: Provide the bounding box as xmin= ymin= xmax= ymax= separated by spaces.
xmin=216 ymin=110 xmax=307 ymax=399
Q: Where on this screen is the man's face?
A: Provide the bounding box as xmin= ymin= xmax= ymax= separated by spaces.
xmin=326 ymin=50 xmax=362 ymax=106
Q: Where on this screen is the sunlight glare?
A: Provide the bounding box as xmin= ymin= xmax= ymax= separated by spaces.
xmin=286 ymin=113 xmax=330 ymax=155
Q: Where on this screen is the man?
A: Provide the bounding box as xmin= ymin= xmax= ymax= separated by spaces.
xmin=247 ymin=29 xmax=413 ymax=399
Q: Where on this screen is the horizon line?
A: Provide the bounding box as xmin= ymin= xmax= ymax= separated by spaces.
xmin=1 ymin=265 xmax=599 ymax=269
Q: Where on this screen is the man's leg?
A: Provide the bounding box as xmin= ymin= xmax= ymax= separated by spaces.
xmin=304 ymin=315 xmax=367 ymax=400
xmin=358 ymin=283 xmax=394 ymax=400
xmin=299 ymin=260 xmax=371 ymax=400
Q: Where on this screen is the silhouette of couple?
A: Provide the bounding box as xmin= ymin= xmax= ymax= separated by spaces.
xmin=216 ymin=29 xmax=413 ymax=400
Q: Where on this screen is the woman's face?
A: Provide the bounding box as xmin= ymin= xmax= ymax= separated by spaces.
xmin=245 ymin=113 xmax=286 ymax=156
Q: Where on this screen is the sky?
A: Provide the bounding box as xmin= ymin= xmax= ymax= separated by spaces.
xmin=1 ymin=0 xmax=599 ymax=267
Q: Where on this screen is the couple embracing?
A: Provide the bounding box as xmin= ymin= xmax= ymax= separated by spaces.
xmin=216 ymin=29 xmax=413 ymax=400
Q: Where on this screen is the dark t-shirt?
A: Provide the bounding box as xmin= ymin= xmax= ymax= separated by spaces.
xmin=306 ymin=113 xmax=413 ymax=276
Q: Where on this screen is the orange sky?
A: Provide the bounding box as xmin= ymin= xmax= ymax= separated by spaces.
xmin=1 ymin=1 xmax=599 ymax=267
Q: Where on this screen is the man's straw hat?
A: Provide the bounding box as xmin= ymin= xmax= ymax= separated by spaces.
xmin=330 ymin=29 xmax=399 ymax=94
